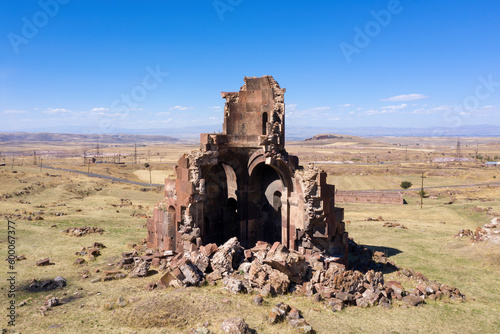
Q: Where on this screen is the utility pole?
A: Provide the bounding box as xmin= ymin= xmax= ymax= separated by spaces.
xmin=456 ymin=138 xmax=462 ymax=162
xmin=33 ymin=151 xmax=37 ymax=165
xmin=83 ymin=149 xmax=87 ymax=166
xmin=88 ymin=159 xmax=90 ymax=173
xmin=39 ymin=157 xmax=42 ymax=172
xmin=144 ymin=163 xmax=152 ymax=191
xmin=134 ymin=142 xmax=137 ymax=164
xmin=11 ymin=158 xmax=14 ymax=170
xmin=95 ymin=142 xmax=100 ymax=162
xmin=420 ymin=172 xmax=426 ymax=209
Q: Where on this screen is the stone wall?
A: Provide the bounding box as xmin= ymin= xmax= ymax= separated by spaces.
xmin=335 ymin=190 xmax=404 ymax=205
xmin=148 ymin=76 xmax=348 ymax=265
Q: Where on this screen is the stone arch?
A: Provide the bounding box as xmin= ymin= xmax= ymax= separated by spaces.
xmin=201 ymin=164 xmax=228 ymax=245
xmin=200 ymin=160 xmax=242 ymax=246
xmin=248 ymin=150 xmax=294 ymax=194
xmin=248 ymin=162 xmax=288 ymax=246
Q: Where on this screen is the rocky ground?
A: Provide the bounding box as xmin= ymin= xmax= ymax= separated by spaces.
xmin=455 ymin=217 xmax=500 ymax=244
xmin=57 ymin=235 xmax=466 ymax=333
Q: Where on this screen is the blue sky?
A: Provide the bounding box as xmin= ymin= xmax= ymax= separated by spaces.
xmin=1 ymin=0 xmax=500 ymax=134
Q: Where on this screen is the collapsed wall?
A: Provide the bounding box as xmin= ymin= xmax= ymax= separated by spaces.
xmin=147 ymin=75 xmax=348 ymax=264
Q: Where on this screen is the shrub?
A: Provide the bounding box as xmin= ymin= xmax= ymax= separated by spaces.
xmin=400 ymin=181 xmax=413 ymax=189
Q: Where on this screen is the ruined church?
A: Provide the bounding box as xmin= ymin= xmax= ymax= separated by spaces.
xmin=147 ymin=76 xmax=348 ymax=264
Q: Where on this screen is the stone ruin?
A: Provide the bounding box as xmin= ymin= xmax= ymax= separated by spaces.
xmin=147 ymin=75 xmax=348 ymax=264
xmin=138 ymin=77 xmax=466 ymax=312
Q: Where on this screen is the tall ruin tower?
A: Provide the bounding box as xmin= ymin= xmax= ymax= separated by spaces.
xmin=221 ymin=76 xmax=285 ymax=151
xmin=148 ymin=76 xmax=348 ymax=264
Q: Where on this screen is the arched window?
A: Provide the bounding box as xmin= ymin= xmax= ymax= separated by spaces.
xmin=262 ymin=112 xmax=268 ymax=135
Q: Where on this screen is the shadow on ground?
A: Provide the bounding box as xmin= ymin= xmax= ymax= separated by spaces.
xmin=348 ymin=240 xmax=402 ymax=275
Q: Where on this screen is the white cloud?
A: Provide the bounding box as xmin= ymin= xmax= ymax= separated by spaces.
xmin=169 ymin=105 xmax=193 ymax=111
xmin=382 ymin=94 xmax=428 ymax=101
xmin=42 ymin=108 xmax=70 ymax=114
xmin=338 ymin=103 xmax=352 ymax=107
xmin=411 ymin=108 xmax=427 ymax=114
xmin=208 ymin=106 xmax=222 ymax=110
xmin=381 ymin=103 xmax=408 ymax=110
xmin=91 ymin=107 xmax=110 ymax=112
xmin=412 ymin=105 xmax=452 ymax=114
xmin=285 ymin=105 xmax=332 ymax=120
xmin=3 ymin=109 xmax=27 ymax=114
xmin=365 ymin=104 xmax=408 ymax=115
xmin=307 ymin=106 xmax=331 ymax=111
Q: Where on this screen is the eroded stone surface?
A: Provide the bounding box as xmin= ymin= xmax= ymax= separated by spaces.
xmin=147 ymin=76 xmax=348 ymax=264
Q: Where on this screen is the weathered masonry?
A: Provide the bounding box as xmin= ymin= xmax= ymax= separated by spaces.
xmin=148 ymin=76 xmax=348 ymax=263
xmin=335 ymin=190 xmax=404 ymax=205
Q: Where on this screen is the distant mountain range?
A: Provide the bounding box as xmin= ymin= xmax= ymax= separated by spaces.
xmin=1 ymin=124 xmax=498 ymax=142
xmin=0 ymin=132 xmax=178 ymax=144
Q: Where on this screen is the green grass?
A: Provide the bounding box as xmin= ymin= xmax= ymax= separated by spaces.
xmin=327 ymin=174 xmax=485 ymax=191
xmin=1 ymin=164 xmax=499 ymax=333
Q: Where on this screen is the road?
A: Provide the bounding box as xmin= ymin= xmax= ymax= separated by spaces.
xmin=40 ymin=164 xmax=500 ymax=192
xmin=40 ymin=165 xmax=164 ymax=187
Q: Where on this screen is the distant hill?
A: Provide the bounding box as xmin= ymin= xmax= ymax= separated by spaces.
xmin=0 ymin=132 xmax=179 ymax=144
xmin=299 ymin=133 xmax=382 ymax=146
xmin=305 ymin=134 xmax=352 ymax=141
xmin=286 ymin=124 xmax=500 ymax=141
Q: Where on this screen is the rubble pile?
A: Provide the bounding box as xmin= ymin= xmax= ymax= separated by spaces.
xmin=0 ymin=210 xmax=45 ymax=221
xmin=74 ymin=242 xmax=106 ymax=264
xmin=63 ymin=226 xmax=104 ymax=237
xmin=118 ymin=236 xmax=465 ymax=311
xmin=0 ymin=181 xmax=44 ymax=199
xmin=455 ymin=217 xmax=500 ymax=243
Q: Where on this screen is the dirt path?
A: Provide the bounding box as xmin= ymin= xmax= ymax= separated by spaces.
xmin=375 ymin=182 xmax=500 ymax=192
xmin=41 ymin=165 xmax=164 ymax=187
xmin=41 ymin=164 xmax=500 ymax=192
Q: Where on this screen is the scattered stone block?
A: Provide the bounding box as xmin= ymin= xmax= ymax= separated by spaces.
xmin=220 ymin=317 xmax=250 ymax=334
xmin=36 ymin=258 xmax=54 ymax=266
xmin=403 ymin=295 xmax=424 ymax=307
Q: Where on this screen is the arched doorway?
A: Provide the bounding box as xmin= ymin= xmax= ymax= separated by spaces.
xmin=248 ymin=163 xmax=285 ymax=245
xmin=201 ymin=163 xmax=240 ymax=245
